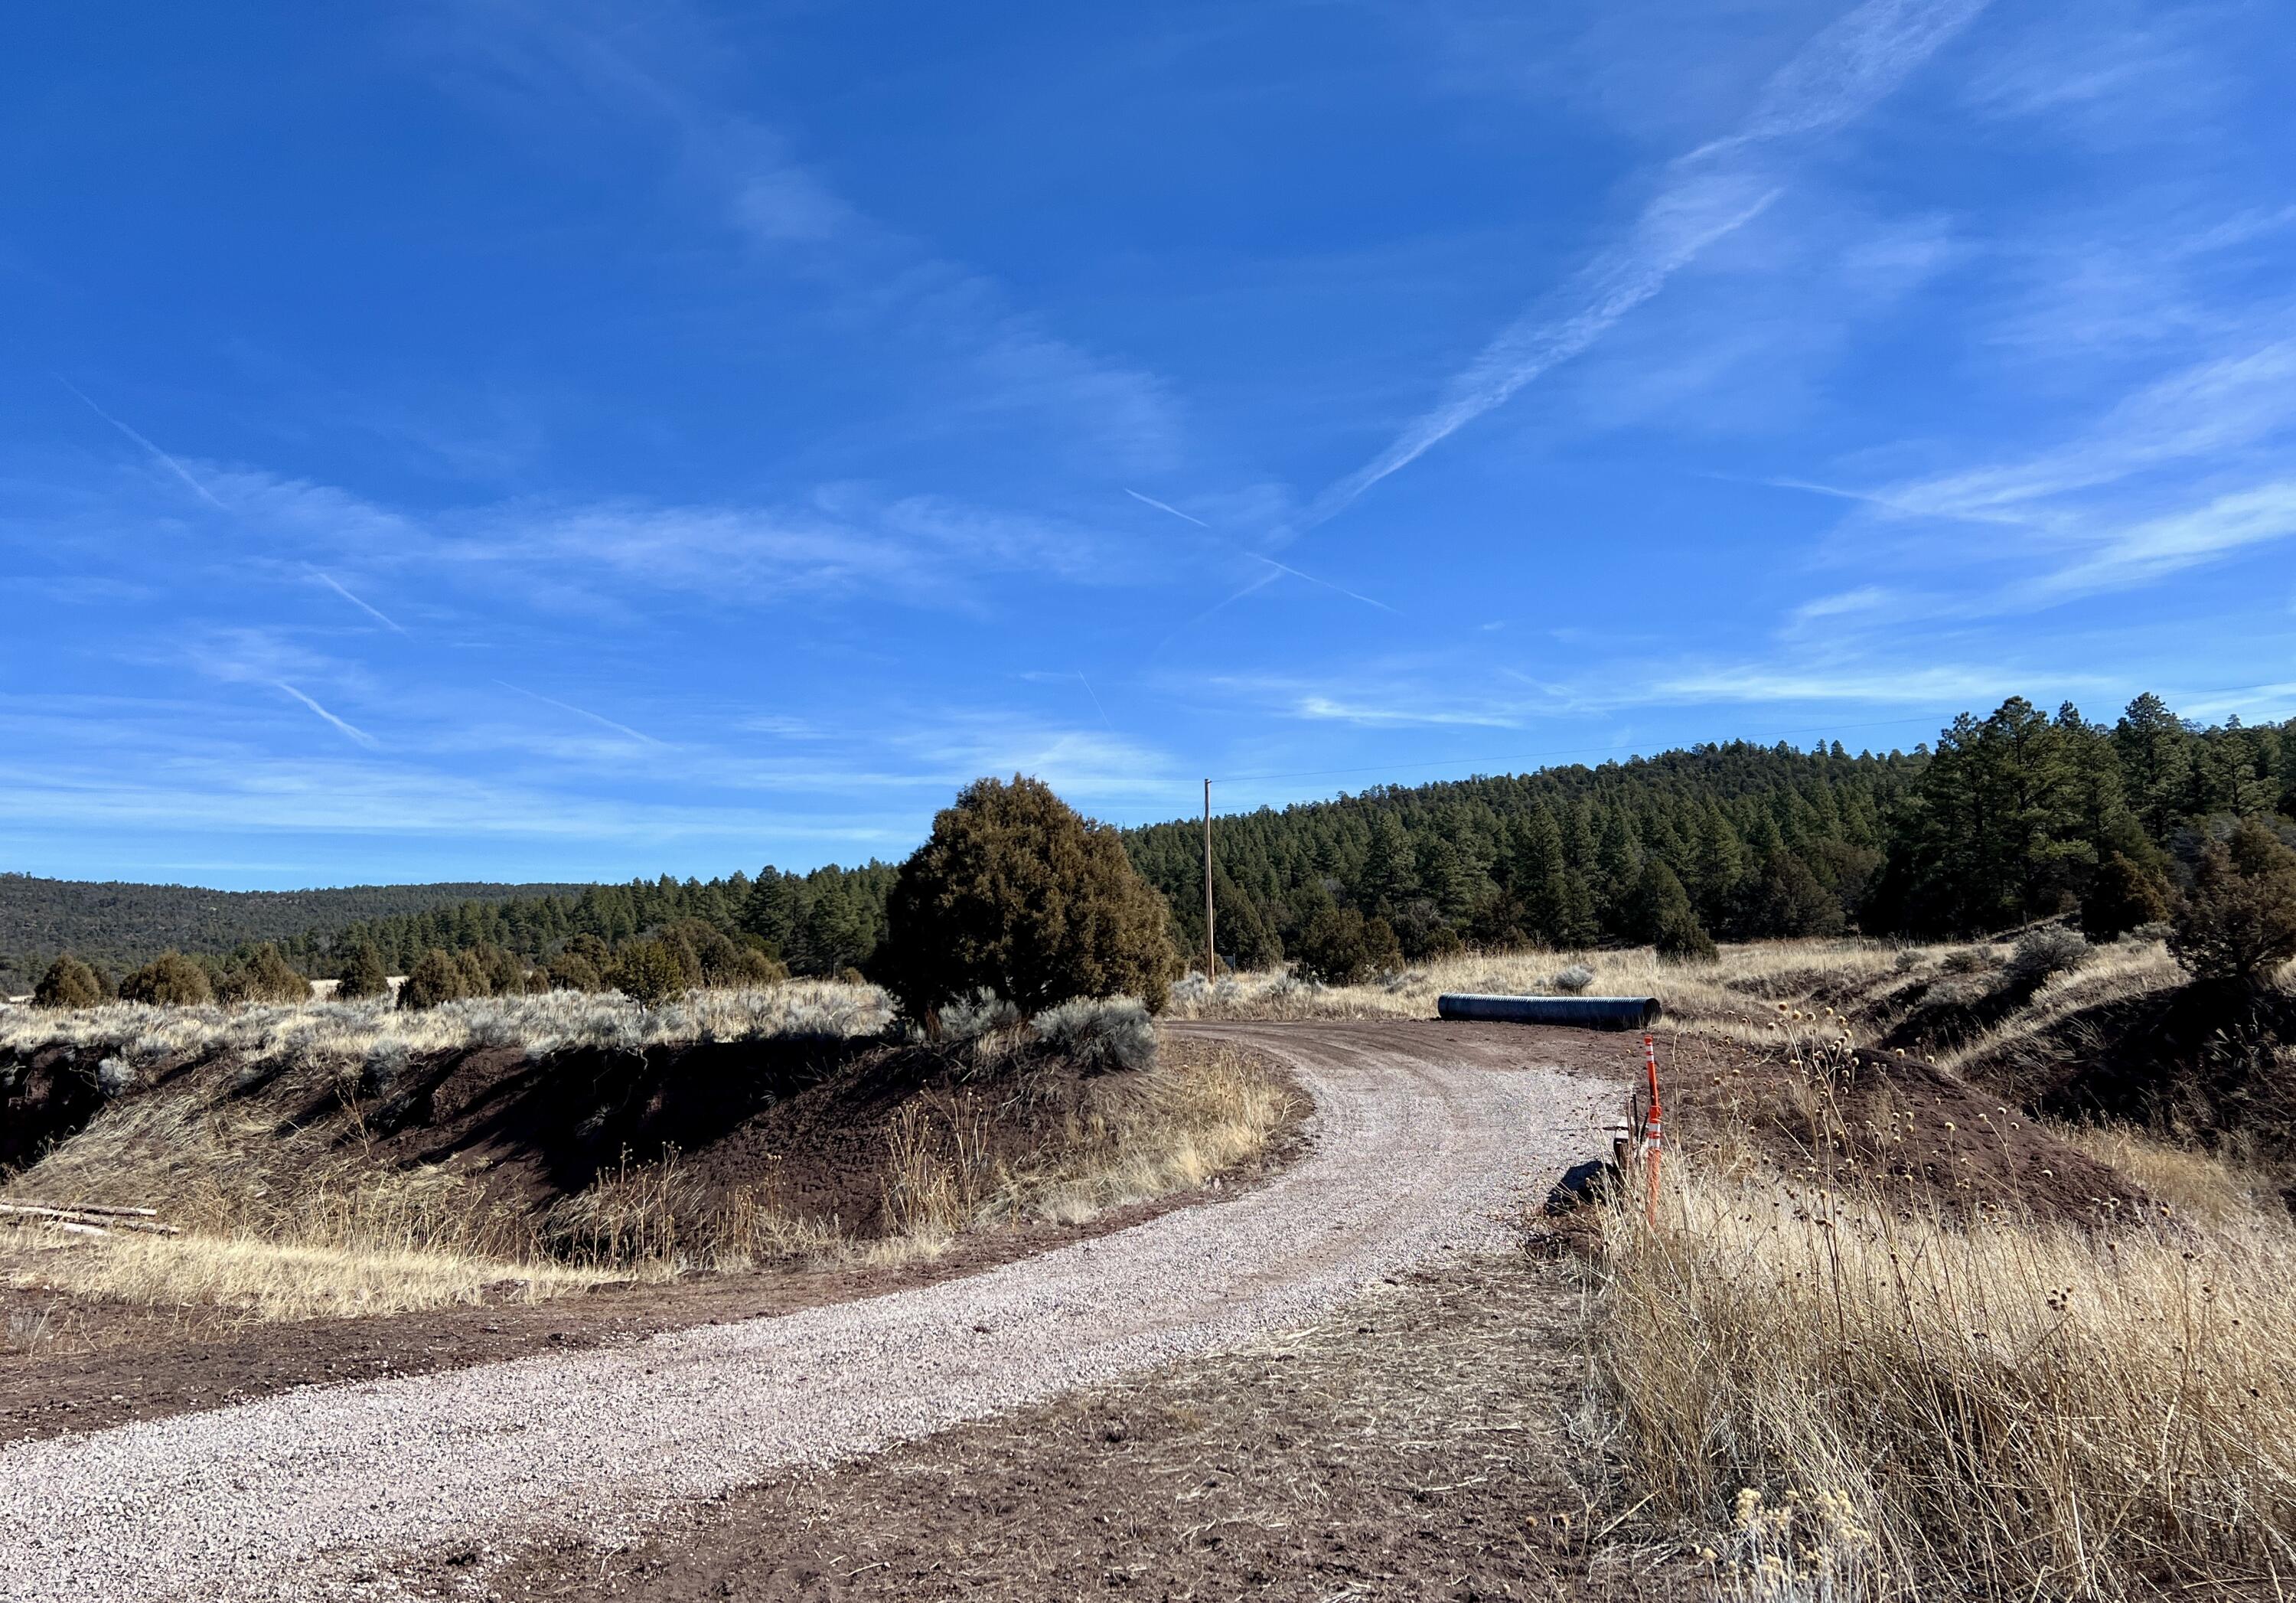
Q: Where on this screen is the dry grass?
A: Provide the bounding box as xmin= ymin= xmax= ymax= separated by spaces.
xmin=1591 ymin=1034 xmax=2296 ymax=1601
xmin=0 ymin=981 xmax=895 ymax=1073
xmin=4 ymin=995 xmax=1295 ymax=1327
xmin=2 ymin=982 xmax=885 ymax=1326
xmin=546 ymin=1034 xmax=1302 ymax=1271
xmin=2050 ymin=1121 xmax=2285 ymax=1233
xmin=7 ymin=1229 xmax=612 ymax=1323
xmin=1168 ymin=942 xmax=1916 ymax=1036
xmin=1013 ymin=1037 xmax=1300 ymax=1227
xmin=1169 ymin=934 xmax=2192 ymax=1066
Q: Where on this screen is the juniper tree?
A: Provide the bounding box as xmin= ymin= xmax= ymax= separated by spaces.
xmin=885 ymin=775 xmax=1172 ymax=1021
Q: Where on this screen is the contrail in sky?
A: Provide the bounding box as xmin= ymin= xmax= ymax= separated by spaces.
xmin=312 ymin=571 xmax=408 ymax=634
xmin=1125 ymin=488 xmax=1210 ymax=527
xmin=274 ymin=681 xmax=378 ymax=747
xmin=495 ymin=680 xmax=664 ymax=746
xmin=1127 ymin=487 xmax=1398 ymax=624
xmin=1076 ymin=671 xmax=1117 ymax=736
xmin=1252 ymin=554 xmax=1399 ymax=614
xmin=1306 ymin=0 xmax=1991 ymax=527
xmin=55 ymin=375 xmax=232 ymax=513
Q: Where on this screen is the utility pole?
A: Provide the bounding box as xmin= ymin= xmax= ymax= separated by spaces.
xmin=1202 ymin=778 xmax=1217 ymax=979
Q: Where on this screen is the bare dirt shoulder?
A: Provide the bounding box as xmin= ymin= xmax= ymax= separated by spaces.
xmin=426 ymin=1252 xmax=1690 ymax=1603
xmin=0 ymin=1076 xmax=1310 ymax=1448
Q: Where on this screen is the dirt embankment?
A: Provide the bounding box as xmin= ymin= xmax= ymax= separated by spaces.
xmin=1959 ymin=981 xmax=2296 ymax=1143
xmin=1652 ymin=1037 xmax=2148 ymax=1225
xmin=1 ymin=1028 xmax=1309 ymax=1442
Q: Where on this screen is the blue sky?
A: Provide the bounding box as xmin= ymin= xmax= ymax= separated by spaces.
xmin=5 ymin=0 xmax=2293 ymax=888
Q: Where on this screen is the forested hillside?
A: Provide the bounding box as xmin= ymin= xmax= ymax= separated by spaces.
xmin=1133 ymin=694 xmax=2291 ymax=978
xmin=0 ymin=878 xmax=590 ymax=994
xmin=298 ymin=864 xmax=899 ymax=981
xmin=12 ymin=694 xmax=2291 ymax=994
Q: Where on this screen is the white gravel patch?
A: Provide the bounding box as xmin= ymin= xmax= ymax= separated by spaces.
xmin=0 ymin=1023 xmax=1613 ymax=1601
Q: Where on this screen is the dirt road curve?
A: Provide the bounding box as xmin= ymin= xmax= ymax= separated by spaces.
xmin=0 ymin=1020 xmax=1621 ymax=1602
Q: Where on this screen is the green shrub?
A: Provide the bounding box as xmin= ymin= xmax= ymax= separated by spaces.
xmin=398 ymin=948 xmax=471 ymax=1010
xmin=608 ymin=938 xmax=687 ymax=1007
xmin=119 ymin=952 xmax=215 ymax=1007
xmin=453 ymin=948 xmax=496 ymax=997
xmin=1290 ymin=901 xmax=1402 ymax=986
xmin=217 ymin=942 xmax=310 ymax=1004
xmin=884 ymin=775 xmax=1172 ymax=1022
xmin=2170 ymin=819 xmax=2296 ymax=986
xmin=2080 ymin=853 xmax=2172 ymax=941
xmin=546 ymin=950 xmax=605 ymax=992
xmin=34 ymin=955 xmax=105 ymax=1009
xmin=334 ymin=942 xmax=390 ymax=1001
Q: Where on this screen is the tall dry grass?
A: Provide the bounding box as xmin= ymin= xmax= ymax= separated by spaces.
xmin=5 ymin=991 xmax=1296 ymax=1327
xmin=1593 ymin=1033 xmax=2296 ymax=1601
xmin=541 ymin=1036 xmax=1300 ymax=1270
xmin=1 ymin=982 xmax=897 ymax=1327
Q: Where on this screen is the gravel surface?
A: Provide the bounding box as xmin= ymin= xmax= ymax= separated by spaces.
xmin=0 ymin=1020 xmax=1616 ymax=1602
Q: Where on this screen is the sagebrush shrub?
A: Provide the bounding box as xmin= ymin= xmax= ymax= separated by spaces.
xmin=2007 ymin=925 xmax=2091 ymax=985
xmin=1551 ymin=963 xmax=1595 ymax=994
xmin=939 ymin=988 xmax=1020 ymax=1042
xmin=1032 ymin=996 xmax=1156 ymax=1072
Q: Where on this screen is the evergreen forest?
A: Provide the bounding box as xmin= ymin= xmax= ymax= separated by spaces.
xmin=8 ymin=694 xmax=2290 ymax=994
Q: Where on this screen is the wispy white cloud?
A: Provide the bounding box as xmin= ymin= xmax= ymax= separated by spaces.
xmin=1308 ymin=0 xmax=1989 ymax=525
xmin=443 ymin=0 xmax=1181 ymax=472
xmin=1648 ymin=662 xmax=2060 ymax=707
xmin=1875 ymin=338 xmax=2296 ymax=524
xmin=130 ymin=462 xmax=1149 ymax=612
xmin=272 ymin=681 xmax=379 ymax=747
xmin=2035 ymin=482 xmax=2296 ymax=598
xmin=1789 ymin=586 xmax=1891 ymax=625
xmin=1296 ymin=694 xmax=1519 ymax=729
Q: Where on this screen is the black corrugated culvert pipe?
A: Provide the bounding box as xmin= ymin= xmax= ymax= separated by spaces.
xmin=1436 ymin=994 xmax=1662 ymax=1030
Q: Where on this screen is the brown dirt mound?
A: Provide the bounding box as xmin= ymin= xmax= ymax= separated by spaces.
xmin=1670 ymin=1041 xmax=2147 ymax=1224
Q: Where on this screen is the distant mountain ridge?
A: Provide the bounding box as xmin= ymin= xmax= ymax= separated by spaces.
xmin=0 ymin=876 xmax=595 ymax=993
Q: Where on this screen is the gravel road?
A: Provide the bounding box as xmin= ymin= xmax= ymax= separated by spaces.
xmin=0 ymin=1020 xmax=1619 ymax=1601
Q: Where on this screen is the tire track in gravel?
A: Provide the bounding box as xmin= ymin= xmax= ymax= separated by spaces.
xmin=0 ymin=1020 xmax=1621 ymax=1603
